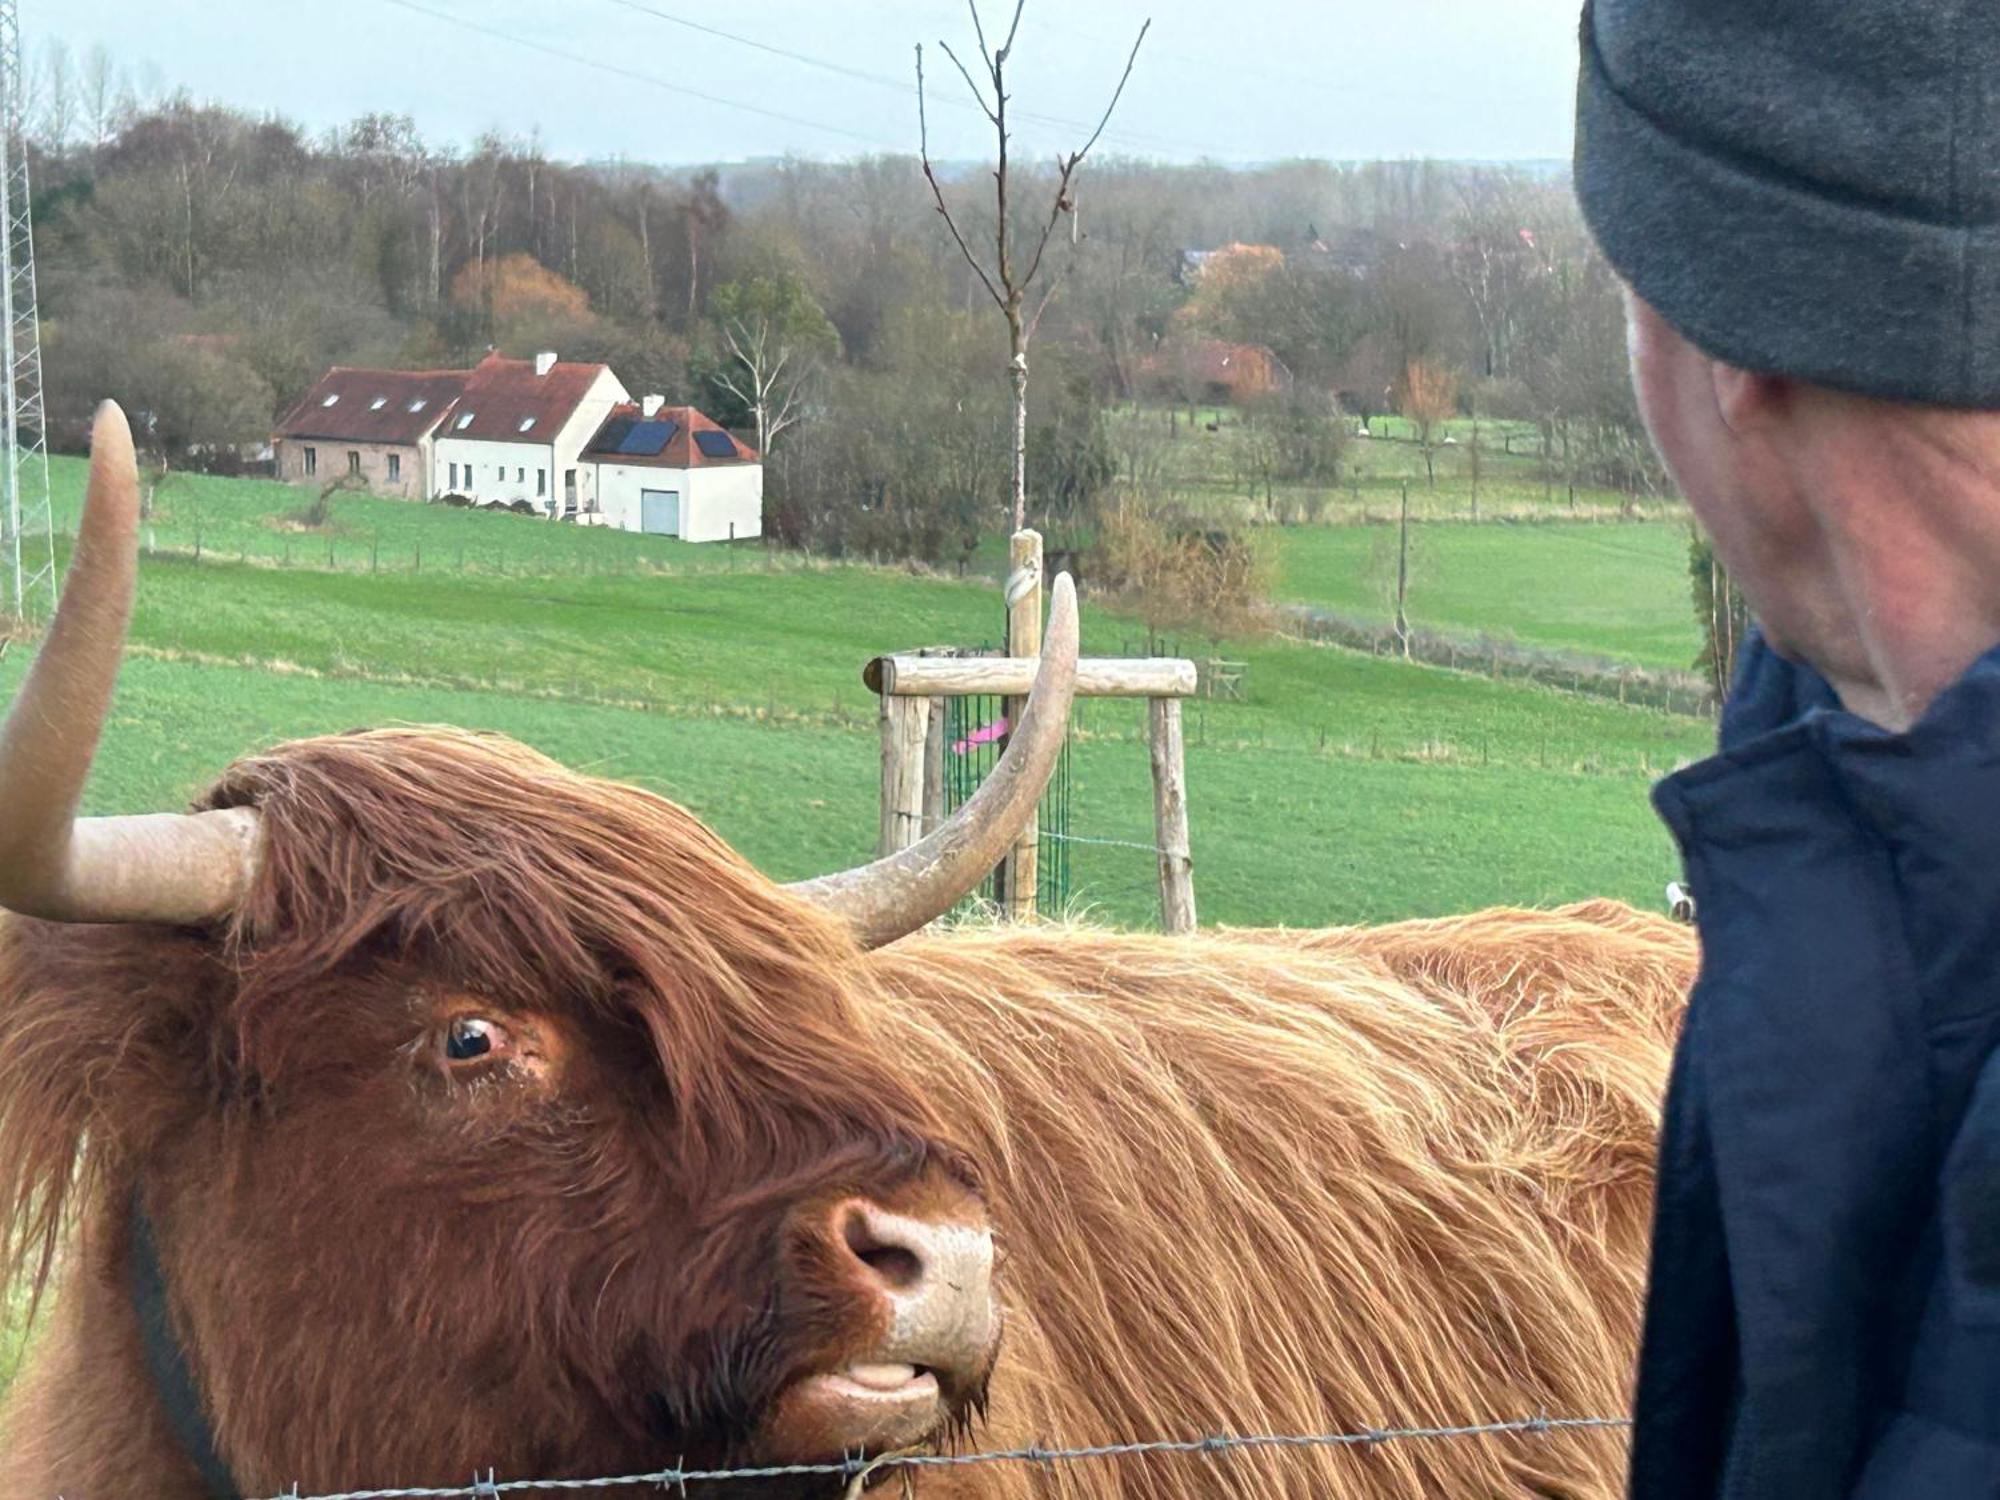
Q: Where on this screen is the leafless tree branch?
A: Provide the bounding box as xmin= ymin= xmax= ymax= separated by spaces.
xmin=967 ymin=0 xmax=995 ymax=71
xmin=916 ymin=43 xmax=1006 ymax=311
xmin=1015 ymin=19 xmax=1148 ymax=293
xmin=996 ymin=0 xmax=1028 ymax=61
xmin=1070 ymin=17 xmax=1149 ymax=163
xmin=937 ymin=39 xmax=998 ymax=125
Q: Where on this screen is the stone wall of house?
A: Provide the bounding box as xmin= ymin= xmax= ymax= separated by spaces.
xmin=274 ymin=437 xmax=425 ymax=500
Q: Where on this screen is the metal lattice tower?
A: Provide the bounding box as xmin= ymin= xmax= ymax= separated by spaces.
xmin=0 ymin=0 xmax=53 ymax=624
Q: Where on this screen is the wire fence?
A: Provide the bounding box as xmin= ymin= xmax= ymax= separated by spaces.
xmin=255 ymin=1413 xmax=1633 ymax=1500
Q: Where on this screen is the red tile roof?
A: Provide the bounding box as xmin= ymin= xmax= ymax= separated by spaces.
xmin=583 ymin=403 xmax=760 ymax=468
xmin=440 ymin=351 xmax=615 ymax=445
xmin=274 ymin=368 xmax=467 ymax=445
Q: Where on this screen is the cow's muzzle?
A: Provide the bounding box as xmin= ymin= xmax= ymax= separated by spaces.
xmin=763 ymin=1198 xmax=998 ymax=1461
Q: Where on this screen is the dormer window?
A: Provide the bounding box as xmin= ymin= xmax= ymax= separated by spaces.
xmin=408 ymin=398 xmax=427 ymax=413
xmin=455 ymin=411 xmax=476 ymax=430
xmin=321 ymin=393 xmax=340 ymax=407
xmin=517 ymin=417 xmax=536 ymax=433
xmin=369 ymin=396 xmax=388 ymax=411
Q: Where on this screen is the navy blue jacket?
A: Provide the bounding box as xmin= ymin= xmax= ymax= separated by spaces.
xmin=1632 ymin=634 xmax=2000 ymax=1497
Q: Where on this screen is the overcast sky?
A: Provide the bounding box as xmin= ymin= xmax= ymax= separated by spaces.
xmin=28 ymin=0 xmax=1582 ymax=167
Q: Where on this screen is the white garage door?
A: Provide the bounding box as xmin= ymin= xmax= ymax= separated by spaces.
xmin=640 ymin=489 xmax=681 ymax=536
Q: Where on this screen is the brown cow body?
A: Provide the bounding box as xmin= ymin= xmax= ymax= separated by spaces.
xmin=0 ymin=728 xmax=1692 ymax=1500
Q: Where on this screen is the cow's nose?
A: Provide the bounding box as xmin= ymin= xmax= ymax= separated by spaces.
xmin=832 ymin=1199 xmax=996 ymax=1380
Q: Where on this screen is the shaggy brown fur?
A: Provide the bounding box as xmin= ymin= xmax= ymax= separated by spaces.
xmin=0 ymin=728 xmax=1694 ymax=1499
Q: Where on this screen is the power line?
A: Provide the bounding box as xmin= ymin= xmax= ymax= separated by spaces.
xmin=598 ymin=0 xmax=1195 ymax=158
xmin=378 ymin=0 xmax=903 ymax=151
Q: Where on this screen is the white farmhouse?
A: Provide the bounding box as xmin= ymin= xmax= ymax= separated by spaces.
xmin=582 ymin=398 xmax=763 ymax=542
xmin=431 ymin=351 xmax=629 ymax=514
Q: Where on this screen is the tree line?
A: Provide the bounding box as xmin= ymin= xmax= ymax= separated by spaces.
xmin=20 ymin=45 xmax=1657 ymax=569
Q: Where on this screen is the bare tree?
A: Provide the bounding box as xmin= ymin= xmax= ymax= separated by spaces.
xmin=80 ymin=44 xmax=121 ymax=160
xmin=37 ymin=41 xmax=75 ymax=152
xmin=916 ymin=1 xmax=1149 ymax=532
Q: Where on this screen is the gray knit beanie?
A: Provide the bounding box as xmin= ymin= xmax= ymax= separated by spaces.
xmin=1575 ymin=0 xmax=2000 ymax=408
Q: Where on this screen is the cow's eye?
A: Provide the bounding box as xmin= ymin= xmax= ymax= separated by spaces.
xmin=443 ymin=1017 xmax=508 ymax=1064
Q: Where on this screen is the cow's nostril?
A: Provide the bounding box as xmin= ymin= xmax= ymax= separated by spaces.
xmin=841 ymin=1205 xmax=925 ymax=1291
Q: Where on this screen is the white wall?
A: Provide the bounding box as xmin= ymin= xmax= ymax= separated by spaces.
xmin=686 ymin=464 xmax=763 ymax=543
xmin=434 ymin=436 xmax=558 ymax=508
xmin=593 ymin=463 xmax=684 ymax=533
xmin=431 ymin=368 xmax=629 ymax=514
xmin=590 ymin=462 xmax=763 ymax=541
xmin=553 ymin=369 xmax=628 ymax=514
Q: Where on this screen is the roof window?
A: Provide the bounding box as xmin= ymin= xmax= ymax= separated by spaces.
xmin=321 ymin=393 xmax=340 ymax=407
xmin=369 ymin=396 xmax=388 ymax=411
xmin=455 ymin=411 xmax=476 ymax=430
xmin=408 ymin=398 xmax=427 ymax=413
xmin=517 ymin=417 xmax=536 ymax=433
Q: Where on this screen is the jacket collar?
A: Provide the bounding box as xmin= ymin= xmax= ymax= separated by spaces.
xmin=1658 ymin=630 xmax=2000 ymax=1045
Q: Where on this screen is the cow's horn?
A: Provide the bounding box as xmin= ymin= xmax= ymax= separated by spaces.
xmin=0 ymin=402 xmax=260 ymax=924
xmin=790 ymin=572 xmax=1079 ymax=949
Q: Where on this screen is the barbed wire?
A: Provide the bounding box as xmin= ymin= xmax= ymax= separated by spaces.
xmin=257 ymin=1413 xmax=1632 ymax=1500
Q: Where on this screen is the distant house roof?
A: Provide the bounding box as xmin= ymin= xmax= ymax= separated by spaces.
xmin=584 ymin=403 xmax=760 ymax=468
xmin=274 ymin=367 xmax=467 ymax=445
xmin=441 ymin=351 xmax=613 ymax=444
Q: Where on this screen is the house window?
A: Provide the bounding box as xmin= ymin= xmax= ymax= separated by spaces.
xmin=387 ymin=453 xmax=402 ymax=483
xmin=536 ymin=468 xmax=546 ymax=497
xmin=449 ymin=462 xmax=459 ymax=489
xmin=304 ymin=446 xmax=317 ymax=477
xmin=497 ymin=465 xmax=505 ymax=481
xmin=565 ymin=469 xmax=578 ymax=508
xmin=516 ymin=466 xmax=525 ymax=483
xmin=347 ymin=451 xmax=361 ymax=476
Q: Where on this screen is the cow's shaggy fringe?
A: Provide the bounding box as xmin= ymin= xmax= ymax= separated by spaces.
xmin=0 ymin=728 xmax=1694 ymax=1498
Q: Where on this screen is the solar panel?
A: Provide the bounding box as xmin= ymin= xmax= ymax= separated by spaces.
xmin=694 ymin=430 xmax=738 ymax=459
xmin=618 ymin=420 xmax=678 ymax=456
xmin=592 ymin=416 xmax=635 ymax=453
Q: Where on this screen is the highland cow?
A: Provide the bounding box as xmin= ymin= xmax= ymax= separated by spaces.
xmin=0 ymin=407 xmax=1693 ymax=1499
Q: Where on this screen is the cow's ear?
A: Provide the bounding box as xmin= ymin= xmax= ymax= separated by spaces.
xmin=0 ymin=920 xmax=223 ymax=1286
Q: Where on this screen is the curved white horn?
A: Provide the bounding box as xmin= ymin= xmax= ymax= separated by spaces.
xmin=790 ymin=572 xmax=1079 ymax=949
xmin=0 ymin=402 xmax=259 ymax=923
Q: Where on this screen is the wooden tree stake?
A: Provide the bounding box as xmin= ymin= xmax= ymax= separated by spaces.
xmin=1149 ymin=696 xmax=1196 ymax=934
xmin=1002 ymin=529 xmax=1043 ymax=919
xmin=878 ymin=695 xmax=931 ymax=856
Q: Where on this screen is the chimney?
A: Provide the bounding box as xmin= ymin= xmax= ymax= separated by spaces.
xmin=534 ymin=350 xmax=558 ymax=377
xmin=640 ymin=394 xmax=665 ymax=419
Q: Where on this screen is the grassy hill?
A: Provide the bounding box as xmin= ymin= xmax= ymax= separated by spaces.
xmin=1274 ymin=520 xmax=1702 ymax=673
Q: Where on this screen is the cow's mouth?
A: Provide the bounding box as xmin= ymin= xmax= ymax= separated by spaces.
xmin=760 ymin=1351 xmax=987 ymax=1466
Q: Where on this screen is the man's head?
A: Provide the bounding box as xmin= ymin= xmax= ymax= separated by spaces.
xmin=1578 ymin=0 xmax=2000 ymax=721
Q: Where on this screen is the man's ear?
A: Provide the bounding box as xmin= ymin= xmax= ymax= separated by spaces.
xmin=1711 ymin=361 xmax=1789 ymax=435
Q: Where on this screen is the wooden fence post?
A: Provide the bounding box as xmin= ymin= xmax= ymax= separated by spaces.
xmin=878 ymin=695 xmax=931 ymax=857
xmin=921 ymin=695 xmax=947 ymax=837
xmin=1002 ymin=529 xmax=1043 ymax=920
xmin=1149 ymin=696 xmax=1196 ymax=934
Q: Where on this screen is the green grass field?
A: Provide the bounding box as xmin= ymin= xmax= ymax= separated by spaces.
xmin=1273 ymin=520 xmax=1703 ymax=672
xmin=10 ymin=456 xmax=1712 ymax=930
